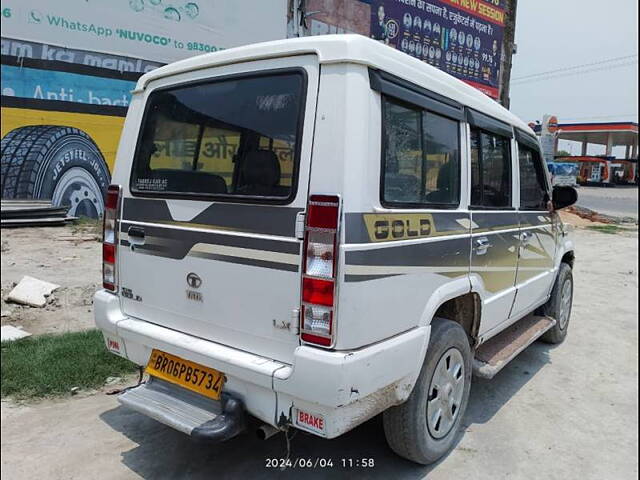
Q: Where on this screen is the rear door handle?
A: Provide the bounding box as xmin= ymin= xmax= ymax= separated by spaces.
xmin=474 ymin=237 xmax=492 ymax=255
xmin=127 ymin=226 xmax=145 ymax=245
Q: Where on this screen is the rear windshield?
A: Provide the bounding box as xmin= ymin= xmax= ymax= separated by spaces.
xmin=131 ymin=70 xmax=305 ymax=201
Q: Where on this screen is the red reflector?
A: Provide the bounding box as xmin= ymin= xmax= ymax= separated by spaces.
xmin=307 ymin=195 xmax=339 ymax=230
xmin=105 ymin=185 xmax=120 ymax=210
xmin=302 ymin=277 xmax=334 ymax=306
xmin=301 ymin=332 xmax=331 ymax=346
xmin=103 ymin=243 xmax=115 ymax=264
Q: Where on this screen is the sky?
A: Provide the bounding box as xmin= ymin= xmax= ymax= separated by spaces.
xmin=510 ymin=0 xmax=638 ymax=155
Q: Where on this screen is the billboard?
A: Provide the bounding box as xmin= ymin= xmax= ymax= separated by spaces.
xmin=304 ymin=0 xmax=506 ymax=99
xmin=1 ymin=0 xmax=507 ymax=218
xmin=1 ymin=0 xmax=287 ymax=63
xmin=0 ymin=0 xmax=287 ymax=217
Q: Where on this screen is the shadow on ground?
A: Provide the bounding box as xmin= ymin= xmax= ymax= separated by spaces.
xmin=100 ymin=343 xmax=553 ymax=479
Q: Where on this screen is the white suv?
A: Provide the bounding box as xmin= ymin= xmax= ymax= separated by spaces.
xmin=95 ymin=35 xmax=577 ymax=464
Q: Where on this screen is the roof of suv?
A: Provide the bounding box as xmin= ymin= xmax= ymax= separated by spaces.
xmin=135 ymin=34 xmax=532 ymax=135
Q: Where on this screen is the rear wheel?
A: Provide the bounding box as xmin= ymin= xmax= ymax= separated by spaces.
xmin=383 ymin=319 xmax=472 ymax=464
xmin=1 ymin=126 xmax=110 ymax=218
xmin=540 ymin=262 xmax=573 ymax=344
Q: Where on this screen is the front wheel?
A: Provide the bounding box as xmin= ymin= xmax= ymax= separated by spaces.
xmin=540 ymin=262 xmax=573 ymax=344
xmin=383 ymin=319 xmax=472 ymax=464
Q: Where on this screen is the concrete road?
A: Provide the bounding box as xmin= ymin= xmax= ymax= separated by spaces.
xmin=576 ymin=185 xmax=638 ymax=220
xmin=2 ymin=228 xmax=638 ymax=480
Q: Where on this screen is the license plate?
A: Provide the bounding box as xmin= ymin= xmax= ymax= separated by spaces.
xmin=146 ymin=349 xmax=225 ymax=400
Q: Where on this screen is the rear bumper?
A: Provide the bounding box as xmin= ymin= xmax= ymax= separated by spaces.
xmin=94 ymin=289 xmax=430 ymax=438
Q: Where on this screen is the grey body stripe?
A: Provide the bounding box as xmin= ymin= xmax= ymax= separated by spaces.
xmin=471 ymin=212 xmax=519 ymax=230
xmin=344 ymin=236 xmax=470 ymax=282
xmin=345 ymin=237 xmax=470 ymax=267
xmin=120 ymin=222 xmax=300 ymax=257
xmin=118 ymin=216 xmax=300 ymax=272
xmin=120 ymin=239 xmax=299 ymax=272
xmin=344 ymin=273 xmax=401 ymax=282
xmin=189 ymin=252 xmax=298 ymax=272
xmin=344 ymin=211 xmax=470 ymax=244
xmin=122 ymin=198 xmax=302 ymax=237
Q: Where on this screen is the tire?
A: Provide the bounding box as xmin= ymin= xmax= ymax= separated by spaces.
xmin=540 ymin=262 xmax=573 ymax=344
xmin=383 ymin=318 xmax=472 ymax=464
xmin=1 ymin=126 xmax=110 ymax=218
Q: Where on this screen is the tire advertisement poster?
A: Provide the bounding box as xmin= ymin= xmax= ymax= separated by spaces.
xmin=0 ymin=0 xmax=287 ymax=217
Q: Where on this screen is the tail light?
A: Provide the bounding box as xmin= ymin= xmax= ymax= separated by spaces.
xmin=103 ymin=184 xmax=122 ymax=292
xmin=301 ymin=195 xmax=340 ymax=347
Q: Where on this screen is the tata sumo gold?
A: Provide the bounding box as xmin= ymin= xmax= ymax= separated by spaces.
xmin=95 ymin=35 xmax=577 ymax=464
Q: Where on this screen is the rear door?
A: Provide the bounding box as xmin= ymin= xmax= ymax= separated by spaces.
xmin=511 ymin=140 xmax=556 ymax=317
xmin=117 ymin=56 xmax=319 ymax=364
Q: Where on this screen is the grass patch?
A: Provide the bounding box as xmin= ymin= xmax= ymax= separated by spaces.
xmin=586 ymin=224 xmax=626 ymax=235
xmin=1 ymin=329 xmax=137 ymax=399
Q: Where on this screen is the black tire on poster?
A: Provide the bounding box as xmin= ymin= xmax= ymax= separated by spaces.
xmin=383 ymin=318 xmax=472 ymax=465
xmin=1 ymin=125 xmax=111 ymax=218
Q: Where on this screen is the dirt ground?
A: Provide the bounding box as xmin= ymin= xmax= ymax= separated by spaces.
xmin=1 ymin=219 xmax=638 ymax=479
xmin=1 ymin=223 xmax=101 ymax=336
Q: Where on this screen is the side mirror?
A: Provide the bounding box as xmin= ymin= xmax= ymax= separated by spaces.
xmin=552 ymin=185 xmax=578 ymax=210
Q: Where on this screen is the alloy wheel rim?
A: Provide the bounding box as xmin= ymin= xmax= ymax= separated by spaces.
xmin=426 ymin=348 xmax=465 ymax=439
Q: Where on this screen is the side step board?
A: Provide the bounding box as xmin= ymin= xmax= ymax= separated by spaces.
xmin=118 ymin=377 xmax=246 ymax=442
xmin=473 ymin=315 xmax=556 ymax=379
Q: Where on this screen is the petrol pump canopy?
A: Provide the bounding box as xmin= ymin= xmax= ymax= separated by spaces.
xmin=555 ymin=122 xmax=638 ymax=148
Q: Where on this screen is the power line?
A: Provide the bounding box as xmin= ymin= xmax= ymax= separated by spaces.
xmin=511 ymin=60 xmax=637 ymax=85
xmin=512 ymin=59 xmax=637 ymax=84
xmin=512 ymin=54 xmax=638 ymax=81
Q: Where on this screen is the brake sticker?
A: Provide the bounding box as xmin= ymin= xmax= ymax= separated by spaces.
xmin=294 ymin=408 xmax=326 ymax=434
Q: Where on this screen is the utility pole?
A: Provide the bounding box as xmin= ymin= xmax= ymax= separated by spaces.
xmin=500 ymin=0 xmax=518 ymax=109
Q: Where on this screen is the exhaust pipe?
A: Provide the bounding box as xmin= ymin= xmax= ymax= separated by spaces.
xmin=257 ymin=424 xmax=281 ymax=440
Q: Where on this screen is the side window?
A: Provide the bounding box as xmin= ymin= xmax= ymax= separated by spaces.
xmin=519 ymin=145 xmax=549 ymax=210
xmin=470 ymin=128 xmax=512 ymax=208
xmin=382 ymin=97 xmax=460 ymax=207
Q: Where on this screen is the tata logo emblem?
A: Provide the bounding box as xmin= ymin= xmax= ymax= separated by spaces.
xmin=186 ymin=272 xmax=202 ymax=289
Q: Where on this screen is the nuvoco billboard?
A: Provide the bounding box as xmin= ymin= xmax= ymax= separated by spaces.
xmin=0 ymin=0 xmax=287 ymax=217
